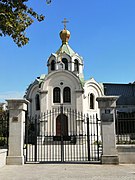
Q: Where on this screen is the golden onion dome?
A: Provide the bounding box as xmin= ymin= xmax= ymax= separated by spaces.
xmin=60 ymin=29 xmax=70 ymax=44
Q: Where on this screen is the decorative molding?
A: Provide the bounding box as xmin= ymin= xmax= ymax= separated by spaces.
xmin=75 ymin=89 xmax=84 ymax=93
xmin=39 ymin=90 xmax=48 ymax=94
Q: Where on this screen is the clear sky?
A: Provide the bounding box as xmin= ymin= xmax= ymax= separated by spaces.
xmin=0 ymin=0 xmax=135 ymax=102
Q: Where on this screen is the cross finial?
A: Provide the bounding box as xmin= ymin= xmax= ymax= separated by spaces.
xmin=62 ymin=18 xmax=69 ymax=29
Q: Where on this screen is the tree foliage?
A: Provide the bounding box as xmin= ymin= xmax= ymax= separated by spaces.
xmin=0 ymin=0 xmax=45 ymax=47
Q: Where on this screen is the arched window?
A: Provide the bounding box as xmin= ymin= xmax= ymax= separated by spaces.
xmin=63 ymin=87 xmax=71 ymax=103
xmin=35 ymin=94 xmax=40 ymax=110
xmin=90 ymin=93 xmax=94 ymax=109
xmin=62 ymin=58 xmax=68 ymax=70
xmin=74 ymin=59 xmax=79 ymax=72
xmin=51 ymin=60 xmax=55 ymax=71
xmin=53 ymin=87 xmax=61 ymax=103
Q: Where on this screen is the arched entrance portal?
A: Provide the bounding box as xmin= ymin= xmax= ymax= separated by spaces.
xmin=56 ymin=114 xmax=68 ymax=136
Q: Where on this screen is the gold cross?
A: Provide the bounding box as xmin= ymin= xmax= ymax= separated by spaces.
xmin=62 ymin=18 xmax=69 ymax=29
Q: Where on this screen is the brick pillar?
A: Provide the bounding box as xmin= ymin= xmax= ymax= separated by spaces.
xmin=96 ymin=96 xmax=119 ymax=164
xmin=6 ymin=99 xmax=29 ymax=165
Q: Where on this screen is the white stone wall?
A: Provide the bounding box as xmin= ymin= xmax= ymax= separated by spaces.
xmin=26 ymin=76 xmax=105 ymax=118
xmin=117 ymin=145 xmax=135 ymax=164
xmin=47 ymin=54 xmax=57 ymax=73
xmin=40 ymin=70 xmax=83 ymax=112
xmin=83 ymin=78 xmax=104 ymax=118
xmin=47 ymin=53 xmax=84 ymax=79
xmin=26 ymin=83 xmax=40 ymax=117
xmin=0 ymin=149 xmax=7 ymax=168
xmin=72 ymin=54 xmax=84 ymax=78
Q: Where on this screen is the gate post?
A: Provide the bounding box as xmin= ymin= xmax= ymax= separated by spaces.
xmin=96 ymin=96 xmax=119 ymax=164
xmin=6 ymin=99 xmax=29 ymax=165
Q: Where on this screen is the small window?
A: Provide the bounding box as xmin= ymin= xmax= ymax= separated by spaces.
xmin=74 ymin=59 xmax=79 ymax=72
xmin=63 ymin=87 xmax=71 ymax=103
xmin=53 ymin=87 xmax=61 ymax=103
xmin=90 ymin=93 xmax=94 ymax=109
xmin=51 ymin=60 xmax=55 ymax=71
xmin=62 ymin=58 xmax=68 ymax=70
xmin=35 ymin=94 xmax=40 ymax=110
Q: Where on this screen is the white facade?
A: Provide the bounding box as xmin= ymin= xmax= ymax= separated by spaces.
xmin=39 ymin=70 xmax=83 ymax=112
xmin=83 ymin=78 xmax=104 ymax=117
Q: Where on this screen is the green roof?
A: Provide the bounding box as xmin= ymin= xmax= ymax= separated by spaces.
xmin=79 ymin=77 xmax=85 ymax=87
xmin=38 ymin=74 xmax=46 ymax=87
xmin=56 ymin=43 xmax=75 ymax=56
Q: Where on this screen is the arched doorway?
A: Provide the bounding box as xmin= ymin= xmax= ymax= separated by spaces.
xmin=56 ymin=114 xmax=68 ymax=136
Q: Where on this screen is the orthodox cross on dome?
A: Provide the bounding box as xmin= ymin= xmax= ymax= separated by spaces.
xmin=62 ymin=18 xmax=69 ymax=29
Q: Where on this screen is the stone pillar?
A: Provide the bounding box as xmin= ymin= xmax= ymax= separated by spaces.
xmin=96 ymin=96 xmax=119 ymax=164
xmin=6 ymin=99 xmax=29 ymax=165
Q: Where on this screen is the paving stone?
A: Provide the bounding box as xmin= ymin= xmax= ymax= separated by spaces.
xmin=0 ymin=164 xmax=135 ymax=180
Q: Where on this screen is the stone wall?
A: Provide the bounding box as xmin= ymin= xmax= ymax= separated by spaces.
xmin=0 ymin=149 xmax=7 ymax=168
xmin=117 ymin=145 xmax=135 ymax=164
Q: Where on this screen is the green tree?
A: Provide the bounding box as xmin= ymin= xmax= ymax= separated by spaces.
xmin=0 ymin=0 xmax=50 ymax=47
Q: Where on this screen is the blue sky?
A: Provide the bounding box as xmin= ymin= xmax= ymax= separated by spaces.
xmin=0 ymin=0 xmax=135 ymax=102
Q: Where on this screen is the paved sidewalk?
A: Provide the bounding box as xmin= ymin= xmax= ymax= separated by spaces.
xmin=0 ymin=164 xmax=135 ymax=180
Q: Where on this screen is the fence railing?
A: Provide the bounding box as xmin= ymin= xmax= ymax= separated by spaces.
xmin=24 ymin=108 xmax=102 ymax=163
xmin=0 ymin=111 xmax=9 ymax=149
xmin=115 ymin=112 xmax=135 ymax=144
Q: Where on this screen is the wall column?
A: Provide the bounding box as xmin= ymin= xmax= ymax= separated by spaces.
xmin=96 ymin=96 xmax=119 ymax=164
xmin=6 ymin=99 xmax=29 ymax=165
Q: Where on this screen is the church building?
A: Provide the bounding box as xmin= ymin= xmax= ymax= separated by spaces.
xmin=25 ymin=23 xmax=104 ymax=118
xmin=25 ymin=22 xmax=135 ymax=118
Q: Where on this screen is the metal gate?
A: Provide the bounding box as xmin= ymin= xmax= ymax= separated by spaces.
xmin=0 ymin=110 xmax=9 ymax=149
xmin=24 ymin=106 xmax=102 ymax=163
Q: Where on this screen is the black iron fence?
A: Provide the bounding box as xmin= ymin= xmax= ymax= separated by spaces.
xmin=0 ymin=111 xmax=9 ymax=148
xmin=24 ymin=107 xmax=102 ymax=163
xmin=115 ymin=112 xmax=135 ymax=144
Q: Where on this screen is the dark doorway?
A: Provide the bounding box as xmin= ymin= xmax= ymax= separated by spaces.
xmin=56 ymin=114 xmax=68 ymax=136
